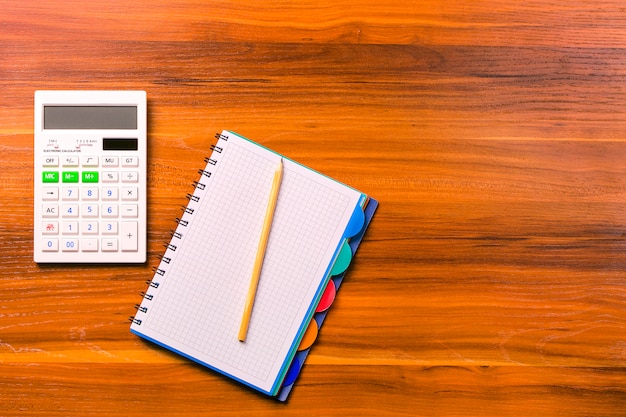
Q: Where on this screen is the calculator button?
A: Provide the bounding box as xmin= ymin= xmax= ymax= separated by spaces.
xmin=122 ymin=156 xmax=139 ymax=167
xmin=102 ymin=171 xmax=119 ymax=183
xmin=43 ymin=156 xmax=59 ymax=167
xmin=102 ymin=187 xmax=119 ymax=200
xmin=122 ymin=172 xmax=139 ymax=183
xmin=121 ymin=221 xmax=138 ymax=252
xmin=62 ymin=186 xmax=80 ymax=201
xmin=43 ymin=204 xmax=59 ymax=218
xmin=102 ymin=156 xmax=119 ymax=167
xmin=101 ymin=221 xmax=118 ymax=234
xmin=62 ymin=172 xmax=79 ymax=183
xmin=42 ymin=238 xmax=59 ymax=252
xmin=82 ymin=171 xmax=99 ymax=183
xmin=102 ymin=204 xmax=118 ymax=218
xmin=121 ymin=187 xmax=138 ymax=201
xmin=81 ymin=239 xmax=98 ymax=252
xmin=42 ymin=172 xmax=59 ymax=183
xmin=62 ymin=156 xmax=79 ymax=167
xmin=62 ymin=204 xmax=79 ymax=218
xmin=62 ymin=221 xmax=79 ymax=235
xmin=42 ymin=187 xmax=59 ymax=201
xmin=82 ymin=204 xmax=99 ymax=218
xmin=62 ymin=239 xmax=79 ymax=252
xmin=42 ymin=222 xmax=58 ymax=235
xmin=102 ymin=239 xmax=118 ymax=252
xmin=121 ymin=204 xmax=138 ymax=218
xmin=82 ymin=221 xmax=98 ymax=234
xmin=82 ymin=187 xmax=99 ymax=200
xmin=81 ymin=156 xmax=98 ymax=167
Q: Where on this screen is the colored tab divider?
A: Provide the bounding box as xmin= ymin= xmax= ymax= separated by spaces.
xmin=278 ymin=198 xmax=378 ymax=401
xmin=315 ymin=279 xmax=336 ymax=313
xmin=297 ymin=319 xmax=319 ymax=352
xmin=329 ymin=241 xmax=352 ymax=276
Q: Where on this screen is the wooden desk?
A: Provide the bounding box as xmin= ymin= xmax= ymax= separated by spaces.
xmin=2 ymin=1 xmax=626 ymax=415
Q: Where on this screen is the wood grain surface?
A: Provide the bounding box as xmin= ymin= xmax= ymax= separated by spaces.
xmin=2 ymin=1 xmax=626 ymax=415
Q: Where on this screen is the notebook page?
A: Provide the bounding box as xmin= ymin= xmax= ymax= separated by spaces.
xmin=133 ymin=132 xmax=364 ymax=394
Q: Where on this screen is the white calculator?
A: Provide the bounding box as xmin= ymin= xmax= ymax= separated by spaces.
xmin=34 ymin=91 xmax=147 ymax=263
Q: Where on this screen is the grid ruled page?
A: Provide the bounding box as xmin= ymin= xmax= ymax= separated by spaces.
xmin=133 ymin=131 xmax=363 ymax=394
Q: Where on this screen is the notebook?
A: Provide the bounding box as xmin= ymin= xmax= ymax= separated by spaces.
xmin=130 ymin=130 xmax=377 ymax=399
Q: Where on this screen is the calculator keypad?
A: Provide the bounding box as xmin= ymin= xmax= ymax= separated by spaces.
xmin=40 ymin=155 xmax=140 ymax=254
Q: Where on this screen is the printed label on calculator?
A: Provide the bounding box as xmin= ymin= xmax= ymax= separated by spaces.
xmin=34 ymin=91 xmax=147 ymax=263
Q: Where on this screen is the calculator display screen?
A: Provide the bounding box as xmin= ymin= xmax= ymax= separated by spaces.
xmin=43 ymin=106 xmax=137 ymax=129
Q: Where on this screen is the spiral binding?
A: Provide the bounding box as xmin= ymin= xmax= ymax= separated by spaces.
xmin=215 ymin=132 xmax=229 ymax=141
xmin=192 ymin=181 xmax=206 ymax=190
xmin=143 ymin=291 xmax=154 ymax=300
xmin=186 ymin=193 xmax=200 ymax=203
xmin=156 ymin=253 xmax=172 ymax=264
xmin=132 ymin=132 xmax=227 ymax=327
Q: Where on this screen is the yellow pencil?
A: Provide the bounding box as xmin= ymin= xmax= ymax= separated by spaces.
xmin=238 ymin=158 xmax=283 ymax=342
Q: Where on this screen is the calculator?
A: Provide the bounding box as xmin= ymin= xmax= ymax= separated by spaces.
xmin=34 ymin=91 xmax=147 ymax=263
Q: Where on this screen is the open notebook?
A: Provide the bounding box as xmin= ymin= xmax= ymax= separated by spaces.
xmin=130 ymin=130 xmax=376 ymax=398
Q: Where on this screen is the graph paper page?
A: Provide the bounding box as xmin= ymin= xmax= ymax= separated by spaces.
xmin=132 ymin=131 xmax=364 ymax=395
